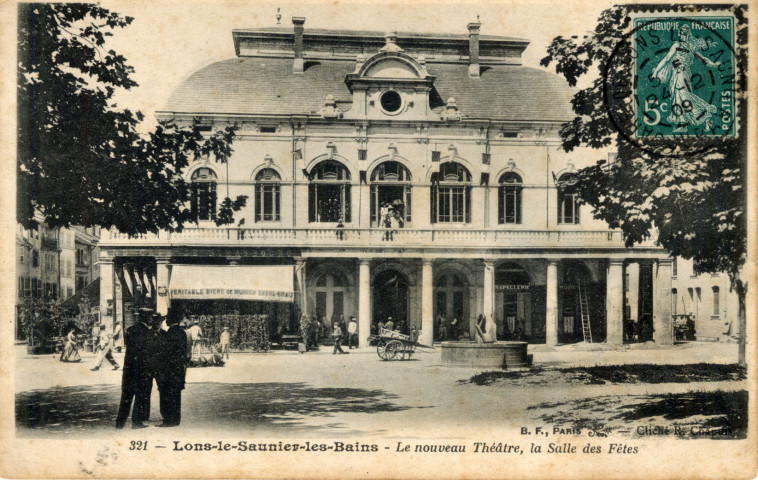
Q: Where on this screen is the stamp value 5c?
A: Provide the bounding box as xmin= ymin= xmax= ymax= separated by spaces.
xmin=633 ymin=15 xmax=736 ymax=138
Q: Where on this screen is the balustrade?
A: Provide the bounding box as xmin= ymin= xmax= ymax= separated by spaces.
xmin=102 ymin=226 xmax=629 ymax=249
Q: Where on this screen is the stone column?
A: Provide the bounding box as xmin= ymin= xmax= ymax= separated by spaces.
xmin=99 ymin=256 xmax=114 ymax=329
xmin=627 ymin=262 xmax=640 ymax=323
xmin=546 ymin=260 xmax=559 ymax=346
xmin=421 ymin=259 xmax=434 ymax=346
xmin=295 ymin=259 xmax=307 ymax=314
xmin=482 ymin=260 xmax=495 ymax=325
xmin=358 ymin=259 xmax=371 ymax=347
xmin=606 ymin=259 xmax=625 ymax=345
xmin=155 ymin=258 xmax=171 ymax=316
xmin=653 ymin=258 xmax=674 ymax=345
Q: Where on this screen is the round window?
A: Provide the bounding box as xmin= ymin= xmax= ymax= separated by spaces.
xmin=380 ymin=91 xmax=403 ymax=113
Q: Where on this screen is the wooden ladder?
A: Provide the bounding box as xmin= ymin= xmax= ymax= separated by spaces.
xmin=577 ymin=278 xmax=593 ymax=343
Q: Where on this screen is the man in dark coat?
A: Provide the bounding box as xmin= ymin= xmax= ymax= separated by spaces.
xmin=115 ymin=308 xmax=155 ymax=429
xmin=155 ymin=315 xmax=188 ymax=427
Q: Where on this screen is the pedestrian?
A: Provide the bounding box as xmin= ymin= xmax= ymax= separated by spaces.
xmin=220 ymin=327 xmax=231 ymax=359
xmin=91 ymin=322 xmax=99 ymax=352
xmin=188 ymin=320 xmax=203 ymax=360
xmin=338 ymin=315 xmax=347 ymax=339
xmin=113 ymin=320 xmax=124 ymax=353
xmin=437 ymin=314 xmax=447 ymax=341
xmin=409 ymin=325 xmax=419 ymax=343
xmin=91 ymin=324 xmax=119 ymax=371
xmin=347 ymin=316 xmax=358 ymax=349
xmin=181 ymin=320 xmax=192 ymax=362
xmin=115 ymin=308 xmax=155 ymax=429
xmin=450 ymin=317 xmax=459 ymax=340
xmin=59 ymin=328 xmax=81 ymax=363
xmin=377 ymin=320 xmax=385 ymax=335
xmin=332 ymin=322 xmax=348 ymax=354
xmin=155 ymin=315 xmax=187 ymax=427
xmin=384 ymin=316 xmax=394 ymax=332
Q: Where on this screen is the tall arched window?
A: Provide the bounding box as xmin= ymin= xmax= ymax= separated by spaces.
xmin=431 ymin=162 xmax=471 ymax=223
xmin=191 ymin=167 xmax=217 ymax=221
xmin=370 ymin=161 xmax=412 ymax=227
xmin=255 ymin=168 xmax=281 ymax=222
xmin=557 ymin=173 xmax=580 ymax=224
xmin=712 ymin=286 xmax=720 ymax=316
xmin=498 ymin=172 xmax=522 ymax=224
xmin=308 ymin=160 xmax=351 ymax=223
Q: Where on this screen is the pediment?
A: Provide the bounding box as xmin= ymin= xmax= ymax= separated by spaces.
xmin=364 ymin=58 xmax=419 ymax=79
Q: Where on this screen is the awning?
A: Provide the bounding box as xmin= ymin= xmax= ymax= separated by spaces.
xmin=60 ymin=277 xmax=100 ymax=310
xmin=169 ymin=265 xmax=294 ymax=302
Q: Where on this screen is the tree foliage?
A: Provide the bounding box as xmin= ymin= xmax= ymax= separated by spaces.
xmin=542 ymin=5 xmax=748 ymax=364
xmin=17 ymin=3 xmax=246 ymax=235
xmin=541 ymin=4 xmax=747 ymax=283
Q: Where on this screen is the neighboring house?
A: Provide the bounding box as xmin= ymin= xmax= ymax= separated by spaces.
xmin=671 ymin=257 xmax=740 ymax=342
xmin=15 ymin=222 xmax=101 ymax=339
xmin=98 ymin=20 xmax=674 ymax=347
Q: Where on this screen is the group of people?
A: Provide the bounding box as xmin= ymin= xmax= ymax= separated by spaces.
xmin=330 ymin=316 xmax=358 ymax=354
xmin=299 ymin=315 xmax=359 ymax=352
xmin=114 ymin=308 xmax=188 ymax=429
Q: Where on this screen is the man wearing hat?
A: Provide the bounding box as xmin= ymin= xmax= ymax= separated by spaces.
xmin=91 ymin=324 xmax=119 ymax=371
xmin=155 ymin=314 xmax=187 ymax=427
xmin=116 ymin=308 xmax=155 ymax=429
xmin=188 ymin=320 xmax=203 ymax=360
xmin=384 ymin=317 xmax=395 ymax=333
xmin=219 ymin=326 xmax=231 ymax=360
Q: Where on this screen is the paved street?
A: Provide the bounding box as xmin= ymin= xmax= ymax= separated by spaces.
xmin=16 ymin=342 xmax=742 ymax=439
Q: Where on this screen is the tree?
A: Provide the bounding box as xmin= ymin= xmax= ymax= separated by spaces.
xmin=541 ymin=5 xmax=748 ymax=365
xmin=17 ymin=3 xmax=246 ymax=235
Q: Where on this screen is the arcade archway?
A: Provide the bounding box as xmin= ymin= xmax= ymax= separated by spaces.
xmin=560 ymin=261 xmax=606 ymax=343
xmin=495 ymin=262 xmax=534 ymax=341
xmin=373 ymin=270 xmax=409 ymax=334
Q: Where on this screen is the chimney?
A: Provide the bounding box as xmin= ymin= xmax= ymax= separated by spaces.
xmin=293 ymin=17 xmax=305 ymax=74
xmin=467 ymin=21 xmax=481 ymax=78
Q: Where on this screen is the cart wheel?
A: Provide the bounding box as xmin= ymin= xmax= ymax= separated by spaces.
xmin=377 ymin=343 xmax=389 ymax=360
xmin=385 ymin=340 xmax=402 ymax=360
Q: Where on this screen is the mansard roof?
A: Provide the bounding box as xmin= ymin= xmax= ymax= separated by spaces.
xmin=160 ymin=57 xmax=574 ymax=123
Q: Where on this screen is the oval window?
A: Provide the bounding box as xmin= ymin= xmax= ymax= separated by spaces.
xmin=380 ymin=91 xmax=403 ymax=113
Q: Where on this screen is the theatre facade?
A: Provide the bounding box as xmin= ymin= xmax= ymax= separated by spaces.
xmin=98 ymin=19 xmax=674 ymax=347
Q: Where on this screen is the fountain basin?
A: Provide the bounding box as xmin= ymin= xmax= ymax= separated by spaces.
xmin=440 ymin=341 xmax=530 ymax=369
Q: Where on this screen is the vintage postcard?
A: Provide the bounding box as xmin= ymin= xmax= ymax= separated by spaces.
xmin=0 ymin=0 xmax=756 ymax=478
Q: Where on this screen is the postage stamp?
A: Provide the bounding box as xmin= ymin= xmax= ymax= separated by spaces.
xmin=633 ymin=15 xmax=736 ymax=138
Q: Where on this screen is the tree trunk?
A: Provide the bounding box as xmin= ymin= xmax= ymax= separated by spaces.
xmin=735 ymin=279 xmax=747 ymax=367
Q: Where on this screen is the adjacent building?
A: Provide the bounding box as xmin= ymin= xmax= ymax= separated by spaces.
xmin=15 ymin=222 xmax=101 ymax=339
xmin=98 ymin=20 xmax=676 ymax=347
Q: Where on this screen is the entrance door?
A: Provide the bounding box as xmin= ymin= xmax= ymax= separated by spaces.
xmin=433 ymin=272 xmax=469 ymax=340
xmin=495 ymin=262 xmax=532 ymax=341
xmin=314 ymin=273 xmax=348 ymax=331
xmin=373 ymin=270 xmax=409 ymax=333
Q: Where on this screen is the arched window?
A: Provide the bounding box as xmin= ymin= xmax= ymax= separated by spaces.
xmin=498 ymin=172 xmax=522 ymax=224
xmin=255 ymin=168 xmax=281 ymax=222
xmin=431 ymin=162 xmax=471 ymax=223
xmin=191 ymin=167 xmax=217 ymax=221
xmin=308 ymin=161 xmax=352 ymax=223
xmin=557 ymin=173 xmax=580 ymax=224
xmin=370 ymin=161 xmax=412 ymax=227
xmin=712 ymin=286 xmax=720 ymax=316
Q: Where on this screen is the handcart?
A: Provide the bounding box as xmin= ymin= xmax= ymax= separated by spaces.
xmin=375 ymin=328 xmax=433 ymax=361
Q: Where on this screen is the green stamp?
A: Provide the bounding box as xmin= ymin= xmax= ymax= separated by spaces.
xmin=633 ymin=16 xmax=736 ymax=138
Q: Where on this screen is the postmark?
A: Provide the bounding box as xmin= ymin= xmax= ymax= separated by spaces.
xmin=603 ymin=9 xmax=742 ymax=157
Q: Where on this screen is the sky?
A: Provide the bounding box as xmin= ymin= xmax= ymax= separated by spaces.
xmin=99 ymin=0 xmax=611 ymax=124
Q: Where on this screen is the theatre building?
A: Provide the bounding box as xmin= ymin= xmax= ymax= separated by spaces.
xmin=98 ymin=19 xmax=675 ymax=347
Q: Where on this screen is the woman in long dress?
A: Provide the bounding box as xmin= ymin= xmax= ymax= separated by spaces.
xmin=60 ymin=328 xmax=82 ymax=362
xmin=650 ymin=24 xmax=722 ymax=132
